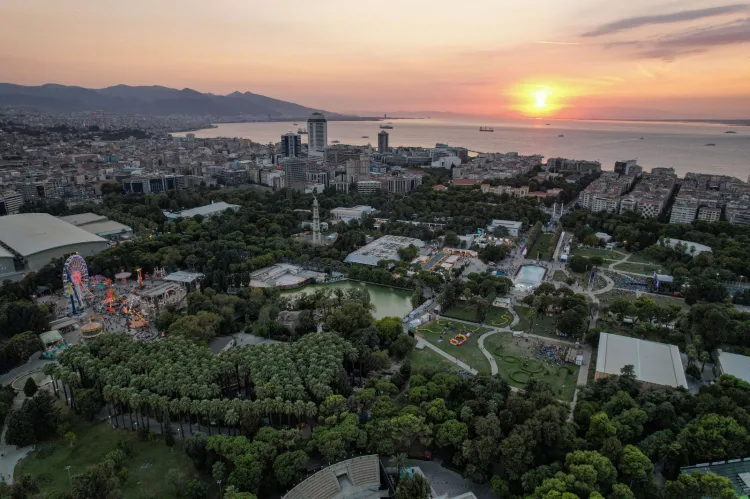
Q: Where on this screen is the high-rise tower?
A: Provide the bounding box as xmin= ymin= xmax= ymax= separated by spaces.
xmin=312 ymin=195 xmax=322 ymax=245
xmin=307 ymin=112 xmax=328 ymax=155
xmin=378 ymin=130 xmax=389 ymax=153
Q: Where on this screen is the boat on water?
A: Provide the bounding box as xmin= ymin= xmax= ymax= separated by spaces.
xmin=331 ymin=140 xmax=340 ymax=144
xmin=379 ymin=123 xmax=394 ymax=129
xmin=479 ymin=126 xmax=494 ymax=132
xmin=706 ymin=143 xmax=716 ymax=146
xmin=640 ymin=137 xmax=644 ymax=140
xmin=558 ymin=134 xmax=564 ymax=137
xmin=293 ymin=122 xmax=298 ymax=125
xmin=726 ymin=131 xmax=737 ymax=134
xmin=361 ymin=135 xmax=369 ymax=138
xmin=297 ymin=127 xmax=307 ymax=134
xmin=545 ymin=123 xmax=550 ymax=126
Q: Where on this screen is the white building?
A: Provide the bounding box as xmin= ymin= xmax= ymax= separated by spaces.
xmin=330 ymin=205 xmax=377 ymax=222
xmin=487 ymin=219 xmax=523 ymax=237
xmin=595 ymin=333 xmax=688 ymax=389
xmin=0 ymin=191 xmax=22 ymax=216
xmin=431 ymin=156 xmax=462 ymax=168
xmin=670 ymin=198 xmax=699 ymax=224
xmin=307 ymin=112 xmax=328 ymax=155
xmin=357 ymin=180 xmax=382 ymax=194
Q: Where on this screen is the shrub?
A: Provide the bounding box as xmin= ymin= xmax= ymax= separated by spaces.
xmin=23 ymin=377 xmax=38 ymax=397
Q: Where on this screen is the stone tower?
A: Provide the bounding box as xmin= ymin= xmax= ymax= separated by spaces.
xmin=312 ymin=195 xmax=322 ymax=245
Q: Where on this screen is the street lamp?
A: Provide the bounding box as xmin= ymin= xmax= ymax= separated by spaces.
xmin=217 ymin=479 xmax=222 ymax=497
xmin=65 ymin=465 xmax=72 ymax=486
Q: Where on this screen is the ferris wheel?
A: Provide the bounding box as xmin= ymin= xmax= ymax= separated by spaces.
xmin=63 ymin=254 xmax=90 ymax=314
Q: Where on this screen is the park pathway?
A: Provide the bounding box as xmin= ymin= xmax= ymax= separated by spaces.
xmin=414 ymin=336 xmax=479 ymax=375
xmin=0 ymin=392 xmax=35 ymax=484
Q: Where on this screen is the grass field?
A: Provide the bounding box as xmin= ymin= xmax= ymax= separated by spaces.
xmin=443 ymin=305 xmax=514 ymax=328
xmin=626 ymin=252 xmax=663 ymax=265
xmin=572 ymin=247 xmax=626 ymax=260
xmin=511 ymin=307 xmax=563 ymax=340
xmin=613 ymin=262 xmax=664 ymax=274
xmin=598 ymin=289 xmax=686 ymax=309
xmin=553 ymin=270 xmax=569 ymax=282
xmin=486 ymin=308 xmax=513 ymax=327
xmin=529 ymin=233 xmax=554 ymax=261
xmin=15 ymin=410 xmax=207 ymax=499
xmin=409 ymin=346 xmax=458 ymax=372
xmin=484 ymin=334 xmax=579 ymax=401
xmin=416 ymin=320 xmax=491 ymax=372
xmin=443 ymin=303 xmax=480 ymax=322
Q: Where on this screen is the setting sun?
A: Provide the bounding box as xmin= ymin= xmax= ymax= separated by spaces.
xmin=506 ymin=82 xmax=574 ymax=117
xmin=534 ymin=89 xmax=549 ymax=109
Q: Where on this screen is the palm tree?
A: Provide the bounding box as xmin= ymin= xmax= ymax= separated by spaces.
xmin=180 ymin=397 xmax=193 ymax=436
xmin=225 ymin=408 xmax=239 ymax=436
xmin=391 ymin=453 xmax=408 ymax=481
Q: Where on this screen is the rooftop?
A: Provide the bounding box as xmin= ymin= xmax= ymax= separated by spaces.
xmin=80 ymin=220 xmax=133 ymax=236
xmin=596 ymin=333 xmax=688 ymax=388
xmin=58 ymin=212 xmax=108 ymax=227
xmin=0 ymin=213 xmax=107 ymax=257
xmin=681 ymin=458 xmax=750 ymax=497
xmin=717 ymin=349 xmax=750 ymax=384
xmin=345 ymin=235 xmax=425 ymax=266
xmin=176 ymin=201 xmax=240 ymax=218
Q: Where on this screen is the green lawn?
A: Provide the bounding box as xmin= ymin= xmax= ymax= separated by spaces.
xmin=443 ymin=303 xmax=479 ymax=322
xmin=553 ymin=270 xmax=569 ymax=282
xmin=15 ymin=410 xmax=207 ymax=499
xmin=572 ymin=248 xmax=626 ymax=260
xmin=416 ymin=320 xmax=491 ymax=372
xmin=529 ymin=233 xmax=554 ymax=261
xmin=511 ymin=307 xmax=564 ymax=340
xmin=484 ymin=333 xmax=579 ymax=401
xmin=613 ymin=262 xmax=664 ymax=274
xmin=598 ymin=289 xmax=687 ymax=309
xmin=486 ymin=308 xmax=513 ymax=328
xmin=409 ymin=346 xmax=461 ymax=373
xmin=442 ymin=305 xmax=514 ymax=328
xmin=626 ymin=252 xmax=663 ymax=265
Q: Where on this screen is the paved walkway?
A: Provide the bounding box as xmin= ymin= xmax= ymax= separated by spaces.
xmin=0 ymin=392 xmax=35 ymax=484
xmin=414 ymin=337 xmax=478 ymax=375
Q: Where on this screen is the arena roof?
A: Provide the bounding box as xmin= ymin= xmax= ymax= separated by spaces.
xmin=58 ymin=213 xmax=108 ymax=227
xmin=344 ymin=235 xmax=425 ymax=266
xmin=0 ymin=214 xmax=108 ymax=257
xmin=177 ymin=201 xmax=240 ymax=218
xmin=79 ymin=220 xmax=133 ymax=236
xmin=596 ymin=333 xmax=688 ymax=388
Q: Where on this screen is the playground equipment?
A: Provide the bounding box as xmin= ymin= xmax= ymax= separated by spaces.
xmin=63 ymin=254 xmax=90 ymax=314
xmin=449 ymin=334 xmax=468 ymax=346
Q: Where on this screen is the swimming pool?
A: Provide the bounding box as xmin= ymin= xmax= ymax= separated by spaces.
xmin=515 ymin=265 xmax=546 ymax=290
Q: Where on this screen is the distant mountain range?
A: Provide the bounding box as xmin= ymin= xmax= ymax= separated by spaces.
xmin=0 ymin=83 xmax=342 ymax=118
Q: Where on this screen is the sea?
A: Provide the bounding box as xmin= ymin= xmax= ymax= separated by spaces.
xmin=174 ymin=118 xmax=750 ymax=179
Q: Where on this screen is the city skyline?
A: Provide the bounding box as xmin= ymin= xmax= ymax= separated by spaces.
xmin=1 ymin=0 xmax=749 ymax=119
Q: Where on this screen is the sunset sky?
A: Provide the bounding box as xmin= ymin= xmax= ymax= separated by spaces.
xmin=1 ymin=0 xmax=749 ymax=118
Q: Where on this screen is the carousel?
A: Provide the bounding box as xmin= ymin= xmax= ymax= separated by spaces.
xmin=80 ymin=321 xmax=104 ymax=341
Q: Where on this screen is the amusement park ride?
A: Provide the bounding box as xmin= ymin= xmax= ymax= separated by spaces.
xmin=62 ymin=254 xmax=152 ymax=329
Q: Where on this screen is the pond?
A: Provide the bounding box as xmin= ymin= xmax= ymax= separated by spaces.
xmin=515 ymin=265 xmax=547 ymax=290
xmin=283 ymin=280 xmax=413 ymax=319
